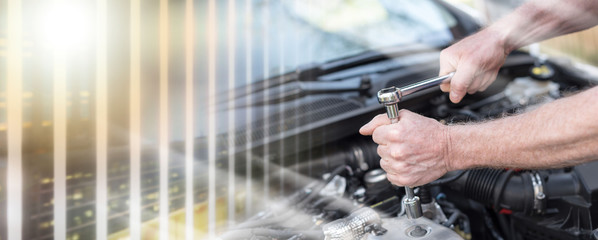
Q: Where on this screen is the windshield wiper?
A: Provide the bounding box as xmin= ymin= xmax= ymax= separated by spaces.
xmin=231 ymin=43 xmax=444 ymax=101
xmin=234 ymin=76 xmax=372 ymax=107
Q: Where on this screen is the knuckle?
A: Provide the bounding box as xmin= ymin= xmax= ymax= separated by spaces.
xmin=386 ymin=174 xmax=396 ymax=184
xmin=439 ymin=48 xmax=453 ymax=58
xmin=395 ymin=175 xmax=409 ymax=186
xmin=390 ymin=148 xmax=402 ymax=159
xmin=452 ymin=83 xmax=468 ymax=93
xmin=380 ymin=158 xmax=390 ymax=169
xmin=404 ymin=178 xmax=417 ymax=187
xmin=388 ymin=128 xmax=401 ymax=142
xmin=376 ymin=146 xmax=386 ymax=158
xmin=372 ymin=129 xmax=384 ymax=143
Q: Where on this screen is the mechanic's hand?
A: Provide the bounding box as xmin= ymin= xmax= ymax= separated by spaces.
xmin=439 ymin=27 xmax=511 ymax=103
xmin=359 ymin=110 xmax=452 ymax=187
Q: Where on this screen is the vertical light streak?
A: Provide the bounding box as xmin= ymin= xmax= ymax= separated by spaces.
xmin=227 ymin=0 xmax=236 ymax=227
xmin=262 ymin=0 xmax=270 ymax=200
xmin=278 ymin=3 xmax=285 ymax=196
xmin=184 ymin=0 xmax=194 ymax=239
xmin=129 ymin=0 xmax=141 ymax=239
xmin=244 ymin=0 xmax=253 ymax=218
xmin=6 ymin=0 xmax=23 ymax=239
xmin=53 ymin=20 xmax=67 ymax=240
xmin=159 ymin=0 xmax=170 ymax=239
xmin=306 ymin=0 xmax=313 ymax=177
xmin=293 ymin=2 xmax=300 ymax=195
xmin=207 ymin=0 xmax=217 ymax=238
xmin=96 ymin=0 xmax=108 ymax=239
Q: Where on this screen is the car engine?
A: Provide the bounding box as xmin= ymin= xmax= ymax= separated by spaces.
xmin=219 ymin=50 xmax=598 ymax=240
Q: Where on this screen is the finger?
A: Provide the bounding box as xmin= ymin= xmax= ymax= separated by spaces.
xmin=467 ymin=74 xmax=482 ymax=95
xmin=449 ymin=62 xmax=477 ymax=103
xmin=372 ymin=124 xmax=396 ymax=145
xmin=439 ymin=82 xmax=450 ymax=93
xmin=386 ymin=172 xmax=409 ymax=187
xmin=379 ymin=158 xmax=391 ymax=173
xmin=479 ymin=71 xmax=498 ymax=92
xmin=377 ymin=145 xmax=391 ymax=160
xmin=438 ymin=49 xmax=457 ymax=76
xmin=359 ymin=114 xmax=390 ymax=136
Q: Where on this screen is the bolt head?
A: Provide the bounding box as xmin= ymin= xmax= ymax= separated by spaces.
xmin=377 ymin=86 xmax=401 ymax=105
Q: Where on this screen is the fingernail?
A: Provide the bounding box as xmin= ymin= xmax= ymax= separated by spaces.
xmin=450 ymin=92 xmax=457 ymax=99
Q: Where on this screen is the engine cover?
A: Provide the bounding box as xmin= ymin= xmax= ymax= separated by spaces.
xmin=367 ymin=216 xmax=463 ymax=240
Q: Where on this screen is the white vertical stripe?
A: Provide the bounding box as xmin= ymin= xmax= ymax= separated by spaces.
xmin=293 ymin=2 xmax=300 ymax=192
xmin=6 ymin=0 xmax=23 ymax=239
xmin=227 ymin=0 xmax=236 ymax=228
xmin=53 ymin=27 xmax=67 ymax=240
xmin=184 ymin=0 xmax=195 ymax=239
xmin=129 ymin=0 xmax=141 ymax=239
xmin=262 ymin=0 xmax=270 ymax=200
xmin=96 ymin=0 xmax=108 ymax=239
xmin=278 ymin=2 xmax=285 ymax=196
xmin=159 ymin=0 xmax=170 ymax=239
xmin=244 ymin=0 xmax=253 ymax=218
xmin=207 ymin=0 xmax=217 ymax=238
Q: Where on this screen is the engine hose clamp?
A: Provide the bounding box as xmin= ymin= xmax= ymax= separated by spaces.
xmin=530 ymin=172 xmax=545 ymax=214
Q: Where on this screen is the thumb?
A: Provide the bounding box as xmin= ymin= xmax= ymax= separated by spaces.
xmin=360 ymin=114 xmax=391 ymax=136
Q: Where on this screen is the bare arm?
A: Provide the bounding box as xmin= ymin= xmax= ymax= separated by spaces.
xmin=360 ymin=86 xmax=598 ymax=186
xmin=359 ymin=0 xmax=598 ymax=187
xmin=494 ymin=0 xmax=598 ymax=52
xmin=439 ymin=0 xmax=598 ymax=103
xmin=449 ymin=86 xmax=598 ymax=170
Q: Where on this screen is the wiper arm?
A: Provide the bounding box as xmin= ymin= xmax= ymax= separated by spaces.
xmin=229 ymin=43 xmax=443 ymax=101
xmin=235 ymin=76 xmax=372 ymax=108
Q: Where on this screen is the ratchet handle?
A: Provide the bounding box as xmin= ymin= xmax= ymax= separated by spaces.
xmin=400 ymin=72 xmax=454 ymax=97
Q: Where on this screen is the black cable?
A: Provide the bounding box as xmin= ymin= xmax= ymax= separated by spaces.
xmin=497 ymin=213 xmax=513 ymax=240
xmin=444 ymin=210 xmax=461 ymax=227
xmin=484 ymin=214 xmax=504 ymax=240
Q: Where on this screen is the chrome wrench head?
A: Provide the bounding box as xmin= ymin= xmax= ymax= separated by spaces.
xmin=377 ymin=86 xmax=402 ymax=120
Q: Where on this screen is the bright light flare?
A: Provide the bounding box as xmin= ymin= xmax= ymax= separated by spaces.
xmin=41 ymin=4 xmax=91 ymax=50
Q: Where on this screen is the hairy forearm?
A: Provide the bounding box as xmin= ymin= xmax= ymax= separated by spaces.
xmin=489 ymin=0 xmax=598 ymax=52
xmin=448 ymin=86 xmax=598 ymax=170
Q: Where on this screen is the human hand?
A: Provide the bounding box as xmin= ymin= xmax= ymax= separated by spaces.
xmin=359 ymin=110 xmax=452 ymax=187
xmin=439 ymin=27 xmax=511 ymax=103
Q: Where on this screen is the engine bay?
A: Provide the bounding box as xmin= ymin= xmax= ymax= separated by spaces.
xmin=220 ymin=51 xmax=598 ymax=240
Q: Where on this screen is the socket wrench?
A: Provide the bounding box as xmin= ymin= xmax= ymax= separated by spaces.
xmin=376 ymin=72 xmax=454 ymax=219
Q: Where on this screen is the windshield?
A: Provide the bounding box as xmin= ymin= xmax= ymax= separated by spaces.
xmin=247 ymin=0 xmax=458 ymax=81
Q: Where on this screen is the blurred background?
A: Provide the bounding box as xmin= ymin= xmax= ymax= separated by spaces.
xmin=451 ymin=0 xmax=598 ymax=65
xmin=0 ymin=0 xmax=596 ymax=240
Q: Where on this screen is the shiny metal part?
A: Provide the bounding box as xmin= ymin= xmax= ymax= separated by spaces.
xmin=364 ymin=169 xmax=388 ymax=186
xmin=403 ymin=195 xmax=423 ymax=219
xmin=377 ymin=86 xmax=402 ymax=120
xmin=351 ymin=145 xmax=369 ymax=171
xmin=377 ymin=73 xmax=454 ymax=120
xmin=376 ymin=74 xmax=453 ymax=220
xmin=322 ymin=208 xmax=382 ymax=240
xmin=367 ymin=215 xmax=463 ymax=240
xmin=530 ymin=172 xmax=545 ymax=214
xmin=421 ymin=200 xmax=448 ymax=223
xmin=400 ymin=72 xmax=454 ymax=96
